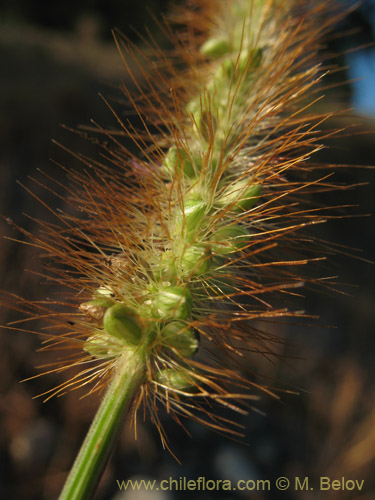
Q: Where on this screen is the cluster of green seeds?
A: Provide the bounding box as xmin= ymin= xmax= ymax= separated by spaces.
xmin=80 ymin=1 xmax=265 ymax=392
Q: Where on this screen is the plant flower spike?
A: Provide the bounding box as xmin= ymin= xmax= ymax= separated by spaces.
xmin=3 ymin=1 xmax=364 ymax=499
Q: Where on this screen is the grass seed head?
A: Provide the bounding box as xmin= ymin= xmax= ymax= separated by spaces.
xmin=2 ymin=0 xmax=357 ymax=441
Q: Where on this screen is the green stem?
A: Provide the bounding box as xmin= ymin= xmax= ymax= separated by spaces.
xmin=59 ymin=348 xmax=147 ymax=500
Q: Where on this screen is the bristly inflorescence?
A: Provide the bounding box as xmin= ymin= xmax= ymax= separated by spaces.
xmin=5 ymin=0 xmax=353 ymax=445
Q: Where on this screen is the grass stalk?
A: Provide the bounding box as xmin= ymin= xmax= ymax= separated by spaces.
xmin=58 ymin=349 xmax=147 ymax=500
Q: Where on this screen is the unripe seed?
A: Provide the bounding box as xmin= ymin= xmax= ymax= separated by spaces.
xmin=156 ymin=368 xmax=195 ymax=391
xmin=212 ymin=225 xmax=249 ymax=254
xmin=216 ymin=58 xmax=236 ymax=80
xmin=153 ymin=285 xmax=192 ymax=320
xmin=195 ymin=109 xmax=217 ymax=141
xmin=176 ymin=199 xmax=207 ymax=237
xmin=237 ymin=47 xmax=263 ymax=76
xmin=236 ymin=183 xmax=262 ymax=211
xmin=181 ymin=243 xmax=212 ymax=275
xmin=84 ymin=335 xmax=109 ymax=358
xmin=83 ymin=333 xmax=123 ymax=358
xmin=164 ymin=146 xmax=196 ymax=178
xmin=200 ymin=36 xmax=231 ymax=58
xmin=187 ymin=99 xmax=217 ymax=141
xmin=103 ymin=304 xmax=142 ymax=345
xmin=162 ymin=321 xmax=199 ymax=357
xmin=152 ymin=251 xmax=177 ymax=281
xmin=215 ymin=48 xmax=262 ymax=83
xmin=248 ymin=47 xmax=262 ymax=69
xmin=219 ymin=180 xmax=261 ymax=212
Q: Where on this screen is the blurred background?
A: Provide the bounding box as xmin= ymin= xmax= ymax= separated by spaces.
xmin=0 ymin=1 xmax=374 ymax=499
